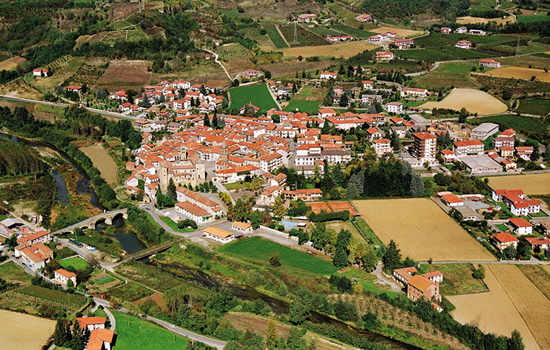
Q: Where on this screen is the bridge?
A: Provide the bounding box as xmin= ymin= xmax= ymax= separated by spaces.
xmin=52 ymin=208 xmax=128 ymax=235
xmin=123 ymin=237 xmax=185 ymax=262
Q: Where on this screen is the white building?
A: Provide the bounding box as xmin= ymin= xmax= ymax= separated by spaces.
xmin=386 ymin=102 xmax=403 ymax=113
xmin=203 ymin=226 xmax=235 ymax=244
xmin=54 ymin=269 xmax=77 ymax=286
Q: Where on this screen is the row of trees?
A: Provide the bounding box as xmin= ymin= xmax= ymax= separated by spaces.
xmin=0 ymin=138 xmax=43 ymax=177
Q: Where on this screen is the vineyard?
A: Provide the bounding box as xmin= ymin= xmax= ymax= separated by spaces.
xmin=3 ymin=285 xmax=88 ymax=311
xmin=69 ymin=62 xmax=107 ymax=86
xmin=44 ymin=55 xmax=71 ymax=71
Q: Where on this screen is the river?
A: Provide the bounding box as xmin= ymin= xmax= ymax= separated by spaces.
xmin=95 ymin=215 xmax=146 ymax=254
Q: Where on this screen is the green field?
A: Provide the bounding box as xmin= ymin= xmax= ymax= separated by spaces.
xmin=412 ymin=61 xmax=479 ymax=88
xmin=279 ymin=24 xmax=328 ymax=47
xmin=0 ymin=261 xmax=32 ymax=283
xmin=217 ymin=43 xmax=249 ymax=61
xmin=160 ymin=217 xmax=195 ymax=233
xmin=108 ymin=282 xmax=154 ymax=302
xmin=477 ymin=115 xmax=549 ymax=134
xmin=60 ymin=256 xmax=89 ymax=270
xmin=284 ymin=100 xmax=321 ymax=114
xmin=218 ymin=237 xmax=338 ymax=275
xmin=423 ymin=264 xmax=488 ymax=296
xmin=515 ymin=98 xmax=550 ymax=116
xmin=518 ymin=12 xmax=550 ymax=23
xmin=394 ymin=47 xmax=493 ymax=61
xmin=331 ymin=24 xmax=376 ymax=38
xmin=308 ymin=27 xmax=342 ymax=36
xmin=262 ymin=23 xmax=288 ymax=49
xmin=112 ymin=311 xmax=188 ymax=350
xmin=229 ymin=84 xmax=278 ymax=113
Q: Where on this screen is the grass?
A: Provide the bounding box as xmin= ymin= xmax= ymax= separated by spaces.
xmin=262 ymin=23 xmax=288 ymax=49
xmin=94 ymin=275 xmax=116 ymax=285
xmin=218 ymin=236 xmax=338 ymax=275
xmin=59 ymin=256 xmax=89 ymax=270
xmin=108 ymin=282 xmax=154 ymax=302
xmin=354 ymin=218 xmax=383 ymax=246
xmin=279 ymin=24 xmax=328 ymax=47
xmin=496 ymin=224 xmax=509 ymax=231
xmin=284 ymin=100 xmax=321 ymax=114
xmin=160 ymin=216 xmax=195 ymax=233
xmin=518 ymin=12 xmax=550 ymax=23
xmin=412 ymin=61 xmax=479 ymax=89
xmin=335 ymin=267 xmax=400 ymax=297
xmin=0 ymin=261 xmax=32 ymax=283
xmin=331 ymin=24 xmax=375 ymax=38
xmin=111 ymin=311 xmax=188 ymax=350
xmin=229 ymin=84 xmax=278 ymax=113
xmin=423 ymin=264 xmax=488 ymax=296
xmin=475 ymin=115 xmax=549 ymax=134
xmin=326 ymin=220 xmax=366 ymax=245
xmin=308 ymin=27 xmax=342 ymax=36
xmin=394 ymin=47 xmax=493 ymax=61
xmin=515 ymin=98 xmax=550 ymax=116
xmin=217 ymin=43 xmax=249 ymax=61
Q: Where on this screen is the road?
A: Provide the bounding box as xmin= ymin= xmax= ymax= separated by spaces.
xmin=203 ymin=49 xmax=232 ymax=82
xmin=212 ymin=179 xmax=235 ymax=205
xmin=418 ymin=258 xmax=550 ymax=265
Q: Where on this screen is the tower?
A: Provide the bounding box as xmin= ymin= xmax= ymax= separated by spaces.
xmin=221 ymin=141 xmax=229 ymax=171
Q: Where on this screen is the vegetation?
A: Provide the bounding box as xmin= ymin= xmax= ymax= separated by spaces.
xmin=0 ymin=138 xmax=43 ymax=176
xmin=229 ymin=84 xmax=278 ymax=113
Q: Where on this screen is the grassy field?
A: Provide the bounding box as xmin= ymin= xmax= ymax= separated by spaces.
xmin=283 ymin=100 xmax=321 ymax=114
xmin=60 ymin=256 xmax=89 ymax=270
xmin=281 ymin=41 xmax=376 ymax=58
xmin=478 ymin=114 xmax=549 ymax=134
xmin=448 ymin=265 xmax=538 ymax=349
xmin=115 ymin=261 xmax=183 ymax=293
xmin=229 ymin=84 xmax=278 ymax=112
xmin=486 ymin=173 xmax=550 ymax=195
xmin=308 ymin=27 xmax=342 ymax=36
xmin=160 ymin=216 xmax=194 ymax=233
xmin=421 ymin=88 xmax=507 ymax=115
xmin=515 ymin=98 xmax=550 ymax=115
xmin=423 ymin=264 xmax=487 ymax=295
xmin=518 ymin=265 xmax=550 ymax=302
xmin=112 ymin=311 xmax=188 ymax=350
xmin=518 ymin=12 xmax=550 ymax=23
xmin=326 ymin=220 xmax=367 ymax=245
xmin=412 ymin=61 xmax=479 ymax=89
xmin=108 ymin=282 xmax=155 ymax=302
xmin=394 ymin=47 xmax=493 ymax=61
xmin=217 ymin=43 xmax=249 ymax=61
xmin=456 ymin=15 xmax=515 ymax=25
xmin=262 ymin=23 xmax=288 ymax=49
xmin=371 ymin=26 xmax=423 ymax=38
xmin=0 ymin=261 xmax=32 ymax=283
xmin=0 ymin=310 xmax=56 ymax=350
xmin=331 ymin=24 xmax=375 ymax=38
xmin=0 ymin=56 xmax=27 ymax=71
xmin=352 ymin=199 xmax=495 ymax=261
xmin=279 ymin=24 xmax=328 ymax=47
xmin=80 ymin=144 xmax=118 ymax=185
xmin=218 ymin=236 xmax=338 ymax=275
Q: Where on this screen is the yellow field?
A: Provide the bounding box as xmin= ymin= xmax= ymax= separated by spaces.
xmin=352 ymin=199 xmax=494 ymax=261
xmin=281 ymin=41 xmax=377 ymax=58
xmin=0 ymin=56 xmax=27 ymax=71
xmin=421 ymin=88 xmax=507 ymax=115
xmin=456 ymin=16 xmax=515 ymax=25
xmin=371 ymin=26 xmax=424 ymax=38
xmin=80 ymin=144 xmax=118 ymax=185
xmin=485 ymin=67 xmax=550 ymax=82
xmin=448 ymin=265 xmax=539 ymax=350
xmin=0 ymin=310 xmax=56 ymax=349
xmin=487 ymin=173 xmax=550 ymax=195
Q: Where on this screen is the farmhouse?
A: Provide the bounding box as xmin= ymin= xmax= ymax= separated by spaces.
xmin=32 ymin=69 xmax=49 ymax=77
xmin=469 ymin=29 xmax=487 ymax=35
xmin=407 ymin=275 xmax=442 ymax=302
xmin=320 ymin=72 xmax=338 ymax=80
xmin=391 ymin=39 xmax=414 ymax=50
xmin=453 ymin=140 xmax=484 ymax=156
xmin=65 ymin=85 xmax=82 ymax=92
xmin=356 ymin=14 xmax=372 ymax=22
xmin=232 ymin=221 xmax=253 ymax=234
xmin=202 ymin=226 xmax=235 ymax=244
xmin=76 ymin=317 xmax=106 ymax=331
xmin=455 ymin=40 xmax=472 ymax=49
xmin=508 ymin=217 xmax=533 ymax=235
xmin=54 ymin=269 xmax=77 ymax=286
xmin=362 ymin=80 xmax=374 ymax=89
xmin=491 ymin=232 xmax=519 ymax=251
xmin=479 ymin=59 xmax=501 ymax=68
xmin=375 ymin=52 xmax=394 ymax=60
xmin=441 ymin=27 xmax=451 ymax=34
xmin=455 ymin=27 xmax=468 ymax=33
xmin=393 ymin=267 xmax=418 ymax=284
xmin=297 ymin=13 xmax=317 ymax=22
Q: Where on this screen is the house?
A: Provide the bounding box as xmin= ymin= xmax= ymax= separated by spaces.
xmin=492 ymin=135 xmax=514 ymax=150
xmin=455 ymin=26 xmax=468 ymax=33
xmin=372 ymin=138 xmax=391 ymax=156
xmin=407 ymin=275 xmax=441 ymax=302
xmin=297 ymin=13 xmax=317 ymax=22
xmin=492 ymin=189 xmax=525 ymax=202
xmin=386 ymin=102 xmax=403 ymax=113
xmin=423 ymin=271 xmax=444 ymax=284
xmin=439 ymin=192 xmax=464 ymax=207
xmin=455 ymin=40 xmax=472 ymax=49
xmin=54 ymin=269 xmax=77 ymax=286
xmin=355 ymin=14 xmax=372 ymax=22
xmin=441 ymin=150 xmax=457 ymax=163
xmin=366 ymin=127 xmax=382 ymax=141
xmin=86 ymin=329 xmax=115 ymax=350
xmin=508 ymin=217 xmax=533 ymax=235
xmin=65 ymin=85 xmax=82 ymax=92
xmin=232 ymin=221 xmax=253 ymax=234
xmin=320 ymin=72 xmax=338 ymax=80
xmin=203 ymin=226 xmax=235 ymax=244
xmin=375 ymin=52 xmax=394 ymax=60
xmin=441 ymin=27 xmax=451 ymax=34
xmin=362 ymin=80 xmax=374 ymax=89
xmin=479 ymin=59 xmax=501 ymax=68
xmin=259 ymin=186 xmax=283 ymax=206
xmin=453 ymin=140 xmax=484 ymax=156
xmin=33 ymin=69 xmax=49 ymax=77
xmin=469 ymin=29 xmax=486 ymax=35
xmin=281 ymin=188 xmax=323 ymax=201
xmin=538 ymin=220 xmax=550 ymax=235
xmin=526 ymin=237 xmax=550 ymax=250
xmin=516 ymin=146 xmax=534 ymax=161
xmin=491 ymin=232 xmax=519 ymax=251
xmin=318 ymin=108 xmax=336 ymax=118
xmin=393 ymin=267 xmax=417 ymax=284
xmin=391 ymin=39 xmax=414 ymax=50
xmin=368 ymin=35 xmax=383 ymax=43
xmin=76 ymin=317 xmax=106 ymax=331
xmin=176 ymin=187 xmax=223 ymax=222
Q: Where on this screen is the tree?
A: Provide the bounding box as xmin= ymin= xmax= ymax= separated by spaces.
xmin=339 ymin=94 xmax=348 ymax=107
xmin=361 ymin=247 xmax=378 ymax=272
xmin=273 ymin=196 xmax=286 ymax=218
xmin=458 ymin=107 xmax=469 ymax=123
xmin=212 ymin=112 xmax=219 ymax=129
xmin=333 ymin=247 xmax=348 ymax=268
xmin=502 ymin=245 xmax=517 ymax=260
xmin=509 ymin=330 xmax=525 ymax=350
xmin=53 ymin=319 xmax=68 ymax=346
xmin=265 ymin=320 xmax=278 ymax=348
xmin=289 ymin=300 xmax=310 ymax=324
xmin=363 ymin=312 xmax=380 ymax=330
xmin=264 ymin=71 xmax=272 ymax=79
xmin=409 ymin=174 xmax=425 ymax=197
xmin=67 ymin=279 xmax=74 ymax=288
xmin=203 ymin=114 xmax=210 ymax=127
xmin=287 ymin=327 xmax=307 ymax=350
xmin=382 ymin=240 xmax=401 ymax=273
xmin=270 ymin=252 xmax=281 ymax=267
xmin=472 ymin=264 xmax=485 ymax=279
xmin=168 ymin=178 xmax=177 ymax=201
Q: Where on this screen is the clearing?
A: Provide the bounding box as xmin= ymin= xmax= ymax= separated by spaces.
xmin=60 ymin=256 xmax=89 ymax=270
xmin=421 ymin=88 xmax=507 ymax=115
xmin=326 ymin=220 xmax=366 ymax=245
xmin=229 ymin=84 xmax=278 ymax=112
xmin=484 ymin=67 xmax=550 ymax=82
xmin=0 ymin=310 xmax=56 ymax=350
xmin=111 ymin=311 xmax=188 ymax=350
xmin=448 ymin=265 xmax=539 ymax=350
xmin=80 ymin=143 xmax=118 ymax=185
xmin=456 ymin=16 xmax=515 ymax=25
xmin=281 ymin=41 xmax=376 ymax=58
xmin=371 ymin=26 xmax=423 ymax=38
xmin=0 ymin=56 xmax=27 ymax=71
xmin=352 ymin=199 xmax=495 ymax=261
xmin=96 ymin=60 xmax=151 ymax=92
xmin=486 ymin=173 xmax=550 ymax=195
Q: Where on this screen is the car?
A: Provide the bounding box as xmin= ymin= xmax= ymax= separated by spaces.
xmin=140 ymin=314 xmax=147 ymax=319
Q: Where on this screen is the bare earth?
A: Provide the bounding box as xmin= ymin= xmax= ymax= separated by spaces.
xmin=0 ymin=56 xmax=27 ymax=71
xmin=456 ymin=16 xmax=515 ymax=25
xmin=448 ymin=266 xmax=539 ymax=350
xmin=484 ymin=67 xmax=550 ymax=82
xmin=97 ymin=60 xmax=152 ymax=91
xmin=0 ymin=310 xmax=56 ymax=350
xmin=421 ymin=88 xmax=507 ymax=115
xmin=487 ymin=173 xmax=550 ymax=195
xmin=80 ymin=144 xmax=118 ymax=185
xmin=352 ymin=199 xmax=495 ymax=261
xmin=371 ymin=26 xmax=423 ymax=38
xmin=281 ymin=41 xmax=377 ymax=58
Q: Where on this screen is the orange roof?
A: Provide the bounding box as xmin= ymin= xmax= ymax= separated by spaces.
xmin=408 ymin=275 xmax=434 ymax=292
xmin=454 ymin=140 xmax=483 ymax=147
xmin=176 ymin=201 xmax=209 ymax=217
xmin=87 ymin=329 xmax=114 ymax=350
xmin=232 ymin=221 xmax=252 ymax=229
xmin=491 ymin=232 xmax=518 ymax=243
xmin=77 ymin=317 xmax=106 ymax=329
xmin=204 ymin=226 xmax=233 ymax=238
xmin=414 ymin=132 xmax=436 ymax=140
xmin=508 ymin=217 xmax=532 ymax=228
xmin=55 ymin=269 xmax=76 ymax=279
xmin=440 ymin=193 xmax=463 ymax=204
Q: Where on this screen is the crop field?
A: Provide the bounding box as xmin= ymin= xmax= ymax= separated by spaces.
xmin=279 ymin=24 xmax=328 ymax=47
xmin=112 ymin=311 xmax=188 ymax=350
xmin=423 ymin=264 xmax=487 ymax=295
xmin=412 ymin=62 xmax=479 ymax=89
xmin=281 ymin=41 xmax=376 ymax=58
xmin=217 ymin=43 xmax=249 ymax=61
xmin=421 ymin=88 xmax=507 ymax=115
xmin=0 ymin=56 xmax=27 ymax=71
xmin=352 ymin=199 xmax=495 ymax=261
xmin=308 ymin=27 xmax=342 ymax=36
xmin=80 ymin=144 xmax=118 ymax=185
xmin=396 ymin=47 xmax=494 ymax=61
xmin=0 ymin=310 xmax=56 ymax=350
xmin=448 ymin=265 xmax=539 ymax=350
xmin=60 ymin=256 xmax=89 ymax=270
xmin=219 ymin=236 xmax=338 ymax=275
xmin=484 ymin=67 xmax=550 ymax=82
xmin=486 ymin=173 xmax=550 ymax=195
xmin=515 ymin=98 xmax=550 ymax=115
xmin=518 ymin=265 xmax=550 ymax=302
xmin=456 ymin=16 xmax=515 ymax=25
xmin=229 ymin=84 xmax=277 ymax=112
xmin=518 ymin=12 xmax=550 ymax=23
xmin=14 ymin=285 xmax=87 ymax=309
xmin=371 ymin=26 xmax=423 ymax=38
xmin=331 ymin=24 xmax=376 ymax=38
xmin=261 ymin=23 xmax=288 ymax=49
xmin=259 ymin=60 xmax=332 ymax=78
xmin=479 ymin=114 xmax=549 ymax=134
xmin=96 ymin=60 xmax=151 ymax=91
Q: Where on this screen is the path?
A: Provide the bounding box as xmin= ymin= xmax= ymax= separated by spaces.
xmin=369 ymin=263 xmax=402 ymax=293
xmin=212 ymin=179 xmax=236 ymax=205
xmin=203 ymin=49 xmax=232 ymax=82
xmin=275 ymin=24 xmax=291 ymax=48
xmin=265 ymin=82 xmax=283 ymax=110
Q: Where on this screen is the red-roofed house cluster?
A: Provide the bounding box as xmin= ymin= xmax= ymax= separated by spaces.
xmin=492 ymin=189 xmax=540 ymax=217
xmin=393 ymin=267 xmax=443 ymax=311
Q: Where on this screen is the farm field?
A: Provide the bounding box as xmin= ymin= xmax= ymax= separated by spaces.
xmin=352 ymin=198 xmax=495 ymax=261
xmin=394 ymin=47 xmax=493 ymax=61
xmin=262 ymin=23 xmax=288 ymax=49
xmin=279 ymin=24 xmax=328 ymax=47
xmin=478 ymin=114 xmax=549 ymax=134
xmin=0 ymin=56 xmax=27 ymax=71
xmin=371 ymin=26 xmax=423 ymax=38
xmin=0 ymin=261 xmax=32 ymax=283
xmin=112 ymin=311 xmax=189 ymax=350
xmin=96 ymin=60 xmax=151 ymax=92
xmin=484 ymin=67 xmax=550 ymax=82
xmin=0 ymin=310 xmax=56 ymax=350
xmin=60 ymin=256 xmax=89 ymax=270
xmin=515 ymin=98 xmax=550 ymax=115
xmin=517 ymin=265 xmax=550 ymax=302
xmin=456 ymin=16 xmax=515 ymax=25
xmin=412 ymin=62 xmax=479 ymax=89
xmin=331 ymin=24 xmax=375 ymax=38
xmin=259 ymin=60 xmax=332 ymax=78
xmin=448 ymin=265 xmax=539 ymax=350
xmin=423 ymin=264 xmax=487 ymax=295
xmin=218 ymin=236 xmax=338 ymax=275
xmin=217 ymin=43 xmax=249 ymax=61
xmin=108 ymin=282 xmax=155 ymax=302
xmin=228 ymin=84 xmax=278 ymax=112
xmin=284 ymin=100 xmax=321 ymax=114
xmin=80 ymin=144 xmax=118 ymax=185
xmin=421 ymin=88 xmax=507 ymax=115
xmin=517 ymin=12 xmax=550 ymax=23
xmin=281 ymin=41 xmax=376 ymax=58
xmin=30 ymin=57 xmax=86 ymax=94
xmin=486 ymin=173 xmax=550 ymax=195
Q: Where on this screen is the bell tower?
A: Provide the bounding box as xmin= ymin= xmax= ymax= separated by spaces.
xmin=221 ymin=141 xmax=229 ymax=170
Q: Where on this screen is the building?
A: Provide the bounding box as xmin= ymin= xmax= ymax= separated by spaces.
xmin=441 ymin=27 xmax=451 ymax=34
xmin=458 ymin=155 xmax=502 ymax=174
xmin=203 ymin=226 xmax=235 ymax=244
xmin=479 ymin=59 xmax=501 ymax=68
xmin=471 ymin=123 xmax=499 ymax=140
xmin=402 ymin=87 xmax=429 ymax=98
xmin=297 ymin=13 xmax=317 ymax=22
xmin=281 ymin=188 xmax=323 ymax=201
xmin=393 ymin=267 xmax=417 ymax=284
xmin=355 ymin=14 xmax=372 ymax=22
xmin=492 ymin=135 xmax=514 ymax=150
xmin=391 ymin=39 xmax=414 ymax=50
xmin=16 ymin=241 xmax=53 ymax=270
xmin=362 ymin=80 xmax=374 ymax=89
xmin=439 ymin=192 xmax=464 ymax=207
xmin=491 ymin=232 xmax=519 ymax=251
xmin=455 ymin=27 xmax=467 ymax=33
xmin=407 ymin=275 xmax=441 ymax=302
xmin=54 ymin=269 xmax=77 ymax=286
xmin=386 ymin=102 xmax=403 ymax=113
xmin=375 ymin=52 xmax=394 ymax=61
xmin=86 ymin=329 xmax=115 ymax=350
xmin=320 ymin=72 xmax=338 ymax=80
xmin=372 ymin=138 xmax=391 ymax=157
xmin=32 ymin=69 xmax=49 ymax=77
xmin=526 ymin=237 xmax=550 ymax=250
xmin=508 ymin=217 xmax=533 ymax=235
xmin=176 ymin=187 xmax=224 ymax=219
xmin=455 ymin=40 xmax=472 ymax=49
xmin=453 ymin=140 xmax=484 ymax=156
xmin=76 ymin=317 xmax=106 ymax=332
xmin=469 ymin=29 xmax=486 ymax=35
xmin=232 ymin=221 xmax=253 ymax=234
xmin=412 ymin=132 xmax=437 ymax=164
xmin=423 ymin=271 xmax=444 ymax=284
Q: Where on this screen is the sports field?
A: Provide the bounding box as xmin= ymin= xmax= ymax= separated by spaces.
xmin=0 ymin=310 xmax=56 ymax=350
xmin=281 ymin=41 xmax=376 ymax=58
xmin=352 ymin=199 xmax=495 ymax=261
xmin=448 ymin=265 xmax=539 ymax=350
xmin=487 ymin=173 xmax=550 ymax=195
xmin=229 ymin=83 xmax=278 ymax=113
xmin=421 ymin=88 xmax=507 ymax=115
xmin=80 ymin=144 xmax=118 ymax=185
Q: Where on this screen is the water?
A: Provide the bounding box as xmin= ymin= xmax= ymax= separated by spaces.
xmin=280 ymin=220 xmax=301 ymax=230
xmin=52 ymin=168 xmax=69 ymax=207
xmin=95 ymin=216 xmax=146 ymax=254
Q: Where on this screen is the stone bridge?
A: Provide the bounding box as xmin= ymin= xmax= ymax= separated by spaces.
xmin=52 ymin=208 xmax=128 ymax=235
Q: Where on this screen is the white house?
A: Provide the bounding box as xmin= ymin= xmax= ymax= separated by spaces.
xmin=386 ymin=102 xmax=403 ymax=113
xmin=508 ymin=218 xmax=533 ymax=235
xmin=232 ymin=221 xmax=253 ymax=234
xmin=320 ymin=72 xmax=338 ymax=80
xmin=76 ymin=317 xmax=106 ymax=332
xmin=455 ymin=27 xmax=467 ymax=33
xmin=54 ymin=268 xmax=77 ymax=286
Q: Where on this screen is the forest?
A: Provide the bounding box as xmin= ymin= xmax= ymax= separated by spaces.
xmin=0 ymin=138 xmax=43 ymax=177
xmin=362 ymin=0 xmax=469 ymax=20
